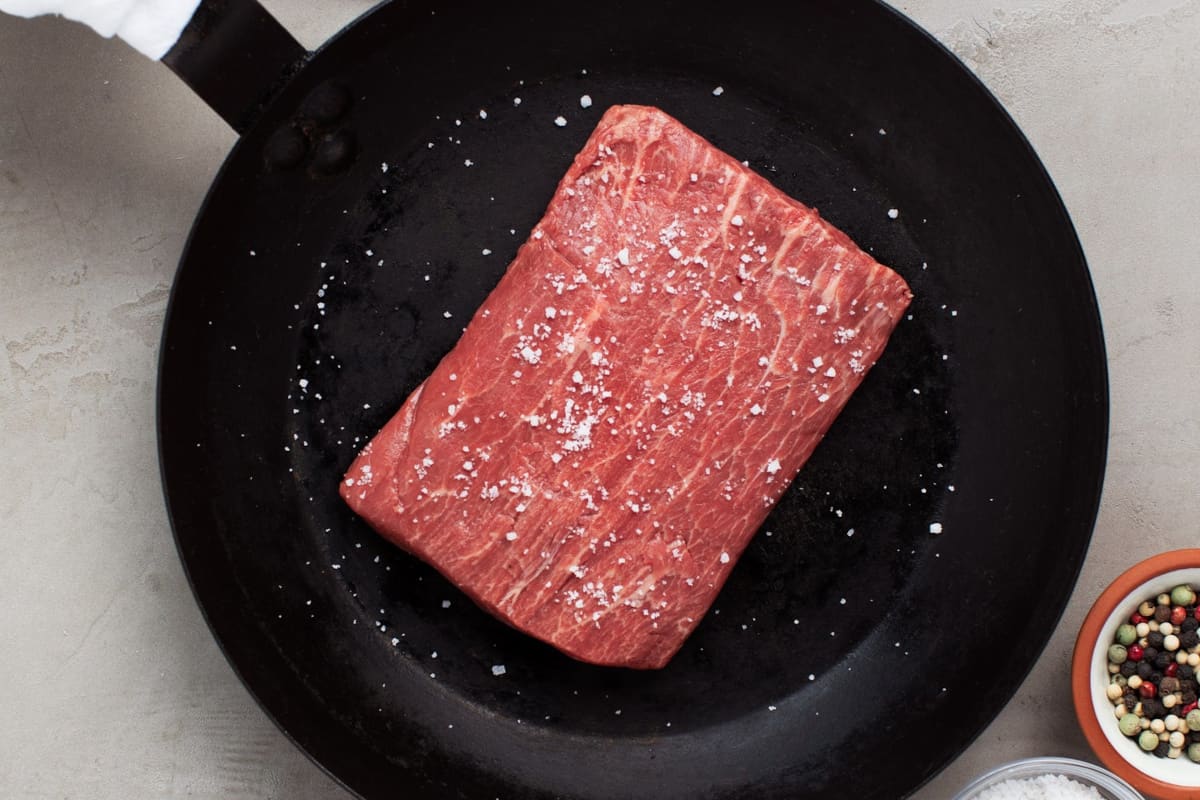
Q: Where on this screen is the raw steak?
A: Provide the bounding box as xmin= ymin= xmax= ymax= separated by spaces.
xmin=341 ymin=105 xmax=912 ymax=669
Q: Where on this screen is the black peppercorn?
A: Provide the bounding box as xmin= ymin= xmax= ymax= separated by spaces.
xmin=1180 ymin=630 xmax=1199 ymax=649
xmin=1138 ymin=662 xmax=1155 ymax=679
xmin=1181 ymin=617 xmax=1198 ymax=633
xmin=1155 ymin=604 xmax=1172 ymax=623
xmin=1150 ymin=671 xmax=1164 ymax=685
xmin=1147 ymin=632 xmax=1165 ymax=649
xmin=1120 ymin=661 xmax=1138 ymax=677
xmin=1180 ymin=665 xmax=1195 ymax=681
xmin=1143 ymin=646 xmax=1160 ymax=662
xmin=1142 ymin=698 xmax=1165 ymax=718
xmin=1182 ymin=690 xmax=1197 ymax=706
xmin=1156 ymin=651 xmax=1174 ymax=670
xmin=1154 ymin=740 xmax=1171 ymax=758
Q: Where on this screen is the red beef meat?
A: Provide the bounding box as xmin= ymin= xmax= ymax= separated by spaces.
xmin=341 ymin=105 xmax=912 ymax=669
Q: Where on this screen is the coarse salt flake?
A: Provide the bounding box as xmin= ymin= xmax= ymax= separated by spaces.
xmin=492 ymin=664 xmax=507 ymax=676
xmin=765 ymin=458 xmax=781 ymax=475
xmin=749 ymin=404 xmax=764 ymax=416
xmin=929 ymin=522 xmax=943 ymax=535
xmin=505 ymin=531 xmax=519 ymax=541
xmin=580 ymin=94 xmax=593 ymax=108
xmin=719 ymin=551 xmax=731 ymax=564
xmin=887 ymin=208 xmax=899 ymax=219
xmin=617 ymin=247 xmax=631 ymax=266
xmin=554 ymin=116 xmax=568 ymax=127
xmin=712 ymin=86 xmax=724 ymax=96
xmin=730 ymin=214 xmax=744 ymax=227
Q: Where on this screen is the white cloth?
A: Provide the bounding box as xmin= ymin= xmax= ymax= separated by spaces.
xmin=0 ymin=0 xmax=202 ymax=59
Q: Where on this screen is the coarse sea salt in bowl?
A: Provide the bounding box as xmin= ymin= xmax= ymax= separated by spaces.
xmin=1072 ymin=549 xmax=1200 ymax=800
xmin=951 ymin=756 xmax=1143 ymax=799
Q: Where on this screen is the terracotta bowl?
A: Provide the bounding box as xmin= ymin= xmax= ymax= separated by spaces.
xmin=1072 ymin=549 xmax=1200 ymax=800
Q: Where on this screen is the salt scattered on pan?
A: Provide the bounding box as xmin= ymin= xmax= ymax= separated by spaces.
xmin=712 ymin=86 xmax=724 ymax=96
xmin=554 ymin=115 xmax=568 ymax=127
xmin=479 ymin=109 xmax=488 ymax=119
xmin=929 ymin=522 xmax=943 ymax=534
xmin=887 ymin=208 xmax=899 ymax=219
xmin=970 ymin=774 xmax=1106 ymax=800
xmin=580 ymin=94 xmax=593 ymax=108
xmin=492 ymin=664 xmax=507 ymax=676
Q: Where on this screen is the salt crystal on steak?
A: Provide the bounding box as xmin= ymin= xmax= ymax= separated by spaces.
xmin=340 ymin=105 xmax=912 ymax=669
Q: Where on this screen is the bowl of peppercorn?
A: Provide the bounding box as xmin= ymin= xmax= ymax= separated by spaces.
xmin=1073 ymin=549 xmax=1200 ymax=799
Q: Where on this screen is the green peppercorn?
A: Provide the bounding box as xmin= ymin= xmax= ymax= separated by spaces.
xmin=1187 ymin=708 xmax=1200 ymax=731
xmin=1189 ymin=742 xmax=1200 ymax=763
xmin=1116 ymin=623 xmax=1138 ymax=646
xmin=1170 ymin=585 xmax=1196 ymax=607
xmin=1140 ymin=730 xmax=1160 ymax=751
xmin=1108 ymin=644 xmax=1128 ymax=664
xmin=1119 ymin=713 xmax=1142 ymax=736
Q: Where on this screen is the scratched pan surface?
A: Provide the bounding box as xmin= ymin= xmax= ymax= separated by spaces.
xmin=157 ymin=1 xmax=1108 ymax=797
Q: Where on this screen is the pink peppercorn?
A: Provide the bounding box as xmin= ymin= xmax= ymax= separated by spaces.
xmin=1128 ymin=644 xmax=1145 ymax=662
xmin=1140 ymin=682 xmax=1157 ymax=699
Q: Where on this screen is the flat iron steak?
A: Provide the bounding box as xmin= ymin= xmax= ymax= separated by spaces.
xmin=341 ymin=104 xmax=913 ymax=669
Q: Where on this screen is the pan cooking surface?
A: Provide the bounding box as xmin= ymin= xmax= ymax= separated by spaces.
xmin=158 ymin=2 xmax=1107 ymax=798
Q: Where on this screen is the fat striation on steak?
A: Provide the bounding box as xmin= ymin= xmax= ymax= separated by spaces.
xmin=341 ymin=105 xmax=913 ymax=669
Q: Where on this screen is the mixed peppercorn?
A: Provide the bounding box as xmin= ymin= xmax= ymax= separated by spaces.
xmin=1104 ymin=584 xmax=1200 ymax=762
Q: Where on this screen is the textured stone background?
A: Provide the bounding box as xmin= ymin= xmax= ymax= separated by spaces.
xmin=1 ymin=1 xmax=1197 ymax=797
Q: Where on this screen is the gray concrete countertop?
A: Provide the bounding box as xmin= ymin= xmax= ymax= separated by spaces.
xmin=2 ymin=1 xmax=1197 ymax=797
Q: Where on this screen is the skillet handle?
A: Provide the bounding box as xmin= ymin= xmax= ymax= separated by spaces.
xmin=162 ymin=0 xmax=308 ymax=135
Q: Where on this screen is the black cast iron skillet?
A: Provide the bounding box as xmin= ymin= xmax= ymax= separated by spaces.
xmin=156 ymin=1 xmax=1109 ymax=797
